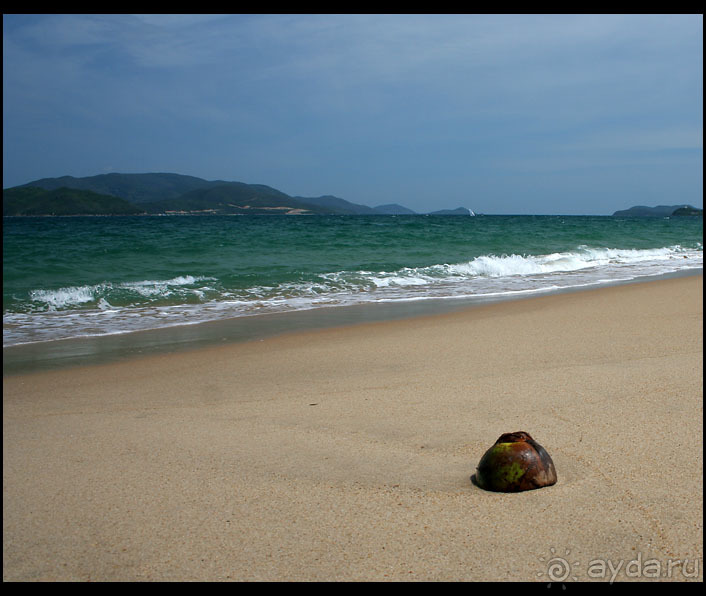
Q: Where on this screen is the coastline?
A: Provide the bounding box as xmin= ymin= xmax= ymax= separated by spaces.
xmin=3 ymin=274 xmax=703 ymax=581
xmin=3 ymin=268 xmax=703 ymax=377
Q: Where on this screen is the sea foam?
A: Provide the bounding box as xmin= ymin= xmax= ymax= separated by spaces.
xmin=5 ymin=243 xmax=702 ymax=347
xmin=29 ymin=285 xmax=100 ymax=310
xmin=26 ymin=275 xmax=217 ymax=311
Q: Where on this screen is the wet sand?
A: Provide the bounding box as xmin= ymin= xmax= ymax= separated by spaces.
xmin=3 ymin=275 xmax=702 ymax=581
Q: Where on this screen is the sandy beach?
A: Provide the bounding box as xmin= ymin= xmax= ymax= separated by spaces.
xmin=3 ymin=274 xmax=703 ymax=582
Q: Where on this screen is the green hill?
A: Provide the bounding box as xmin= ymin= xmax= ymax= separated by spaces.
xmin=144 ymin=183 xmax=331 ymax=215
xmin=293 ymin=195 xmax=380 ymax=215
xmin=374 ymin=203 xmax=417 ymax=215
xmin=20 ymin=172 xmax=218 ymax=205
xmin=3 ymin=186 xmax=145 ymax=216
xmin=8 ymin=172 xmax=444 ymax=215
xmin=671 ymin=206 xmax=703 ymax=216
xmin=13 ymin=173 xmax=372 ymax=214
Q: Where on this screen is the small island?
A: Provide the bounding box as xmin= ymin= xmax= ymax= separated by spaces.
xmin=612 ymin=204 xmax=703 ymax=217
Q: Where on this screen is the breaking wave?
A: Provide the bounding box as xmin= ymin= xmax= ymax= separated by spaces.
xmin=4 ymin=244 xmax=702 ymax=347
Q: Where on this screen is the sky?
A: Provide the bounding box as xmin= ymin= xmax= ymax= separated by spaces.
xmin=2 ymin=14 xmax=703 ymax=215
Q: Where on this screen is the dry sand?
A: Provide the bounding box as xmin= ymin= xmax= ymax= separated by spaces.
xmin=3 ymin=275 xmax=703 ymax=582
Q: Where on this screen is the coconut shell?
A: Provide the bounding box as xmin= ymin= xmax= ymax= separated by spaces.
xmin=473 ymin=431 xmax=557 ymax=492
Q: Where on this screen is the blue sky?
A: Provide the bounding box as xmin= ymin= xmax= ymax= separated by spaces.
xmin=3 ymin=14 xmax=703 ymax=214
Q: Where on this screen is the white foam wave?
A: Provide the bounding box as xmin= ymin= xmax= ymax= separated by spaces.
xmin=29 ymin=285 xmax=99 ymax=310
xmin=5 ymin=245 xmax=702 ymax=347
xmin=331 ymin=245 xmax=698 ymax=290
xmin=432 ymin=245 xmax=691 ymax=279
xmin=26 ymin=275 xmax=217 ymax=310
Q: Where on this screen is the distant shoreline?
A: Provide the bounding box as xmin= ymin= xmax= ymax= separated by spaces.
xmin=5 ymin=172 xmax=701 ymax=216
xmin=3 ymin=211 xmax=703 ymax=218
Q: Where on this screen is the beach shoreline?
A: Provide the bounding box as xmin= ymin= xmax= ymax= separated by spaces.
xmin=3 ymin=274 xmax=702 ymax=581
xmin=3 ymin=268 xmax=703 ymax=377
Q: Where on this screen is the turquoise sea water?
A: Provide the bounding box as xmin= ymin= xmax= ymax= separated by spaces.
xmin=3 ymin=214 xmax=703 ymax=352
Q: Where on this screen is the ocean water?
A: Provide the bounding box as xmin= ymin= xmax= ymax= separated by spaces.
xmin=3 ymin=214 xmax=702 ymax=351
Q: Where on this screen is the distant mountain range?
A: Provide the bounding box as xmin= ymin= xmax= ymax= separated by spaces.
xmin=2 ymin=172 xmax=475 ymax=217
xmin=4 ymin=174 xmax=702 ymax=218
xmin=612 ymin=204 xmax=703 ymax=217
